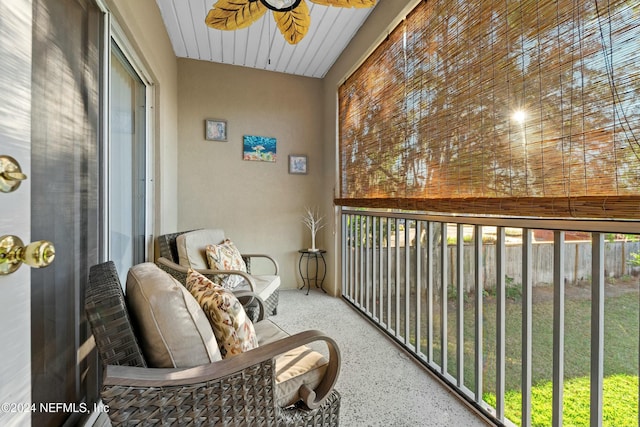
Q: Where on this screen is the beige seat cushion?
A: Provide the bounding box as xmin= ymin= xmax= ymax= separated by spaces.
xmin=235 ymin=274 xmax=281 ymax=302
xmin=254 ymin=319 xmax=289 ymax=345
xmin=176 ymin=229 xmax=226 ymax=269
xmin=126 ymin=263 xmax=221 ymax=368
xmin=254 ymin=320 xmax=328 ymax=407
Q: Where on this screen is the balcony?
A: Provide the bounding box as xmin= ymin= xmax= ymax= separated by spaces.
xmin=339 ymin=208 xmax=640 ymax=427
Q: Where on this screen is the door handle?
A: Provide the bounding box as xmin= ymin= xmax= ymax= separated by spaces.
xmin=0 ymin=155 xmax=27 ymax=193
xmin=0 ymin=235 xmax=55 ymax=275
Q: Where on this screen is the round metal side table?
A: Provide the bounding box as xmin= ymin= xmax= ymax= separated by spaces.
xmin=298 ymin=249 xmax=327 ymax=295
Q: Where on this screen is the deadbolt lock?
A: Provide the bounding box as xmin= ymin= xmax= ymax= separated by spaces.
xmin=0 ymin=155 xmax=27 ymax=193
xmin=0 ymin=235 xmax=55 ymax=275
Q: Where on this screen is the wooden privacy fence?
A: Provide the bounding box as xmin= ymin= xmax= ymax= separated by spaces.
xmin=350 ymin=240 xmax=640 ymax=292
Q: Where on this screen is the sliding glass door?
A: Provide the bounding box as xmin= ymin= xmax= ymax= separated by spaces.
xmin=109 ymin=42 xmax=147 ymax=280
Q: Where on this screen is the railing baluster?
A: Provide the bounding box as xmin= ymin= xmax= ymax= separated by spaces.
xmin=356 ymin=215 xmax=361 ymax=306
xmin=416 ymin=221 xmax=422 ymax=358
xmin=441 ymin=223 xmax=448 ymax=375
xmin=353 ymin=216 xmax=357 ymax=302
xmin=405 ymin=220 xmax=411 ymax=346
xmin=387 ymin=218 xmax=392 ymax=330
xmin=474 ymin=225 xmax=483 ymax=403
xmin=352 ymin=214 xmax=357 ymax=302
xmin=552 ymin=231 xmax=565 ymax=427
xmin=396 ymin=219 xmax=401 ymax=338
xmin=590 ymin=232 xmax=604 ymax=427
xmin=457 ymin=224 xmax=464 ymax=388
xmin=341 ymin=212 xmax=346 ymax=298
xmin=379 ymin=217 xmax=385 ymax=327
xmin=365 ymin=215 xmax=371 ymax=315
xmin=522 ymin=228 xmax=533 ymax=427
xmin=353 ymin=215 xmax=358 ymax=305
xmin=372 ymin=216 xmax=377 ymax=321
xmin=427 ymin=221 xmax=434 ymax=363
xmin=359 ymin=215 xmax=364 ymax=308
xmin=496 ymin=226 xmax=506 ymax=421
xmin=347 ymin=214 xmax=353 ymax=301
xmin=349 ymin=214 xmax=354 ymax=302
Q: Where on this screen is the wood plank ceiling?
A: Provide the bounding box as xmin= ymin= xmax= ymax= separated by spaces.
xmin=156 ymin=0 xmax=376 ymax=78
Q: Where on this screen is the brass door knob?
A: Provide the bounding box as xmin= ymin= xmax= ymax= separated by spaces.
xmin=0 ymin=235 xmax=55 ymax=275
xmin=0 ymin=155 xmax=27 ymax=193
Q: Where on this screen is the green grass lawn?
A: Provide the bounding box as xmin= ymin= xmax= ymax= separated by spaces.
xmin=484 ymin=374 xmax=638 ymax=427
xmin=416 ymin=285 xmax=639 ymax=426
xmin=481 ymin=288 xmax=639 ymax=390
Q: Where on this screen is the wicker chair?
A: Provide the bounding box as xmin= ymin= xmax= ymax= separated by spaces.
xmin=157 ymin=230 xmax=280 ymax=316
xmin=85 ymin=261 xmax=341 ymax=426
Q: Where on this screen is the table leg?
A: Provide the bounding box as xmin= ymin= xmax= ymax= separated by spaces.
xmin=318 ymin=252 xmax=327 ymax=293
xmin=298 ymin=254 xmax=311 ymax=295
xmin=305 ymin=254 xmax=313 ymax=295
xmin=298 ymin=253 xmax=309 ymax=294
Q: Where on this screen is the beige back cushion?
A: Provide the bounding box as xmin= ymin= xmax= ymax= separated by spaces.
xmin=176 ymin=229 xmax=226 ymax=269
xmin=126 ymin=263 xmax=222 ymax=367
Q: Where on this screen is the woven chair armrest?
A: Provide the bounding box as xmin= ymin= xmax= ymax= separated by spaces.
xmin=239 ymin=253 xmax=280 ymax=275
xmin=103 ymin=330 xmax=340 ymax=410
xmin=156 ymin=257 xmax=258 ymax=292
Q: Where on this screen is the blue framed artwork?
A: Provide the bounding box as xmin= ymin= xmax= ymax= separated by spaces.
xmin=243 ymin=135 xmax=277 ymax=162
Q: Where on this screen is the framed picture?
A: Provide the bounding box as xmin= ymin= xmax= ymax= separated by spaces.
xmin=289 ymin=154 xmax=307 ymax=174
xmin=205 ymin=119 xmax=227 ymax=141
xmin=243 ymin=135 xmax=277 ymax=162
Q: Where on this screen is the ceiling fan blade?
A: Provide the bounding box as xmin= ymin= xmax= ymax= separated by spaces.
xmin=205 ymin=0 xmax=268 ymax=30
xmin=273 ymin=0 xmax=310 ymax=44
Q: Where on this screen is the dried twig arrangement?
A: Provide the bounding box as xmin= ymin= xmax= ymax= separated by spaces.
xmin=302 ymin=207 xmax=325 ymax=251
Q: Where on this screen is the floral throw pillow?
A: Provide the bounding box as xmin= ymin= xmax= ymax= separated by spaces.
xmin=205 ymin=239 xmax=247 ymax=289
xmin=186 ymin=269 xmax=258 ymax=358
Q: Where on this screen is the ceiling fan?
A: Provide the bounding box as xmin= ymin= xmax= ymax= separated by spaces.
xmin=205 ymin=0 xmax=376 ymax=45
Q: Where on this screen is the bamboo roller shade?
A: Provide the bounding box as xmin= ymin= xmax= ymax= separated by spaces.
xmin=337 ymin=0 xmax=640 ymax=219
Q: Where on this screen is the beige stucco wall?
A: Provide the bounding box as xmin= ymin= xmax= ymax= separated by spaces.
xmin=104 ymin=0 xmax=416 ymax=294
xmin=177 ymin=59 xmax=326 ymax=292
xmin=321 ymin=0 xmax=418 ymax=294
xmin=105 ymin=0 xmax=179 ymax=239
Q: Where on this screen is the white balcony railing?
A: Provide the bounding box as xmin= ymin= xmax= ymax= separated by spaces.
xmin=340 ymin=208 xmax=640 ymax=427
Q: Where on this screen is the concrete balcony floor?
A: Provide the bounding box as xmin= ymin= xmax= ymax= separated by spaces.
xmin=272 ymin=288 xmax=490 ymax=427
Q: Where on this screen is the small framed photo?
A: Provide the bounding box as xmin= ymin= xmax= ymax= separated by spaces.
xmin=289 ymin=154 xmax=307 ymax=174
xmin=205 ymin=119 xmax=227 ymax=141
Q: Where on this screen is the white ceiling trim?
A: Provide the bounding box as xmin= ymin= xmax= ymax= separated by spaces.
xmin=156 ymin=0 xmax=376 ymax=78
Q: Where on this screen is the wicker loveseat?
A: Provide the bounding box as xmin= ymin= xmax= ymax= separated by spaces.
xmin=157 ymin=229 xmax=280 ymax=316
xmin=85 ymin=261 xmax=341 ymax=426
